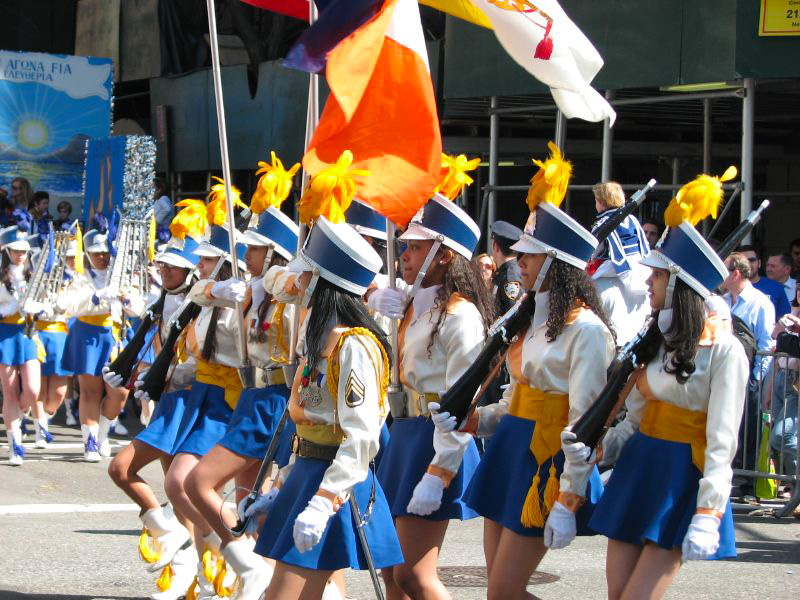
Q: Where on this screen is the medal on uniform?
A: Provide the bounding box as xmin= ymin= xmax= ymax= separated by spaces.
xmin=298 ymin=364 xmax=322 ymax=407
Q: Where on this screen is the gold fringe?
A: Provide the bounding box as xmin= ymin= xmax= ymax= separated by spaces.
xmin=138 ymin=528 xmax=160 ymax=564
xmin=544 ymin=462 xmax=560 ymax=514
xmin=156 ymin=565 xmax=173 ymax=592
xmin=185 ymin=577 xmax=198 ymax=600
xmin=202 ymin=546 xmax=215 ymax=582
xmin=521 ymin=472 xmax=545 ymax=528
xmin=213 ymin=558 xmax=237 ymax=597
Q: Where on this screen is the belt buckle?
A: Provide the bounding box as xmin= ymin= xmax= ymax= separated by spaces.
xmin=290 ymin=434 xmax=300 ymax=455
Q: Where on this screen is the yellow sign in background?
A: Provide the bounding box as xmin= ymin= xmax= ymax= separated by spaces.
xmin=760 ymin=0 xmax=800 ymax=35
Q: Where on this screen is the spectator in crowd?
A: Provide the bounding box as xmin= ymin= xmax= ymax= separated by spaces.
xmin=53 ymin=201 xmax=73 ymax=232
xmin=474 ymin=253 xmax=496 ymax=290
xmin=790 ymin=238 xmax=800 ymax=279
xmin=489 ymin=220 xmax=523 ymax=314
xmin=10 ymin=177 xmax=32 ymax=209
xmin=27 ymin=191 xmax=51 ymax=245
xmin=721 ymin=252 xmax=776 ymax=498
xmin=641 ymin=218 xmax=662 ymax=249
xmin=152 ymin=177 xmax=173 ymax=243
xmin=738 ymin=244 xmax=790 ymax=318
xmin=765 ymin=252 xmax=796 ymax=306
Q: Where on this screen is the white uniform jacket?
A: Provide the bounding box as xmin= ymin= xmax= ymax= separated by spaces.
xmin=475 ymin=291 xmax=616 ymax=497
xmin=280 ymin=325 xmax=388 ymax=503
xmin=0 ymin=265 xmax=27 ymax=317
xmin=56 ymin=268 xmax=145 ymax=320
xmin=599 ymin=318 xmax=749 ymax=514
xmin=186 ymin=279 xmax=243 ymax=367
xmin=399 ymin=284 xmax=486 ymax=482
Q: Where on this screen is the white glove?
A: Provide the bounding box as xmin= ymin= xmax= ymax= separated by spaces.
xmin=561 ymin=429 xmax=594 ymax=464
xmin=211 ymin=278 xmax=247 ymax=303
xmin=406 ymin=473 xmax=445 ymax=516
xmin=94 ymin=287 xmax=119 ymax=302
xmin=101 ymin=365 xmax=125 ymax=388
xmin=681 ymin=514 xmax=720 ymax=561
xmin=23 ymin=300 xmax=52 ymax=319
xmin=428 ymin=402 xmax=457 ymax=434
xmin=270 ymin=269 xmax=302 ymax=304
xmin=133 ymin=368 xmax=150 ymax=401
xmin=366 ymin=287 xmax=408 ymax=319
xmin=543 ymin=501 xmax=577 ymax=549
xmin=293 ymin=494 xmax=336 ymax=553
xmin=239 ymin=487 xmax=280 ymax=520
xmin=263 ymin=265 xmax=288 ymax=295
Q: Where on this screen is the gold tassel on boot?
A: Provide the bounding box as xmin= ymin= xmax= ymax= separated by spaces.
xmin=138 ymin=529 xmax=161 ymax=564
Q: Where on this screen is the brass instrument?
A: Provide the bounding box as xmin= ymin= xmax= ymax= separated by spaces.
xmin=20 ymin=228 xmax=72 ymax=335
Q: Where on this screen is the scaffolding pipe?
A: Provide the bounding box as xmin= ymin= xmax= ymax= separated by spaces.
xmin=741 ymin=78 xmax=755 ymax=243
xmin=489 ymin=88 xmax=742 ymax=115
xmin=601 ymin=90 xmax=614 ymax=182
xmin=703 ymin=98 xmax=713 ymax=235
xmin=487 ymin=96 xmax=499 ymax=253
xmin=481 ymin=183 xmax=739 ymax=193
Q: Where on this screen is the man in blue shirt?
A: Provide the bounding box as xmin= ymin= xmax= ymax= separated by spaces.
xmin=738 ymin=245 xmax=790 ymax=319
xmin=721 ymin=252 xmax=776 ymax=498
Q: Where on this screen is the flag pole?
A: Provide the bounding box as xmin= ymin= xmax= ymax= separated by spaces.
xmin=385 ymin=220 xmax=406 ymax=416
xmin=205 ymin=0 xmax=252 ymax=386
xmin=287 ymin=0 xmax=320 ymax=369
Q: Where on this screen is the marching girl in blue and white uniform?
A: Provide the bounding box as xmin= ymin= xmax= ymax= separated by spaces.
xmin=161 ymin=212 xmax=247 ymax=598
xmin=431 ymin=144 xmax=614 ymax=599
xmin=571 ymin=173 xmax=748 ymax=599
xmin=250 ymin=189 xmax=402 ymax=599
xmin=369 ymin=160 xmax=494 ymax=599
xmin=104 ymin=205 xmax=204 ymax=600
xmin=58 ymin=228 xmax=145 ymax=461
xmin=184 ymin=197 xmax=299 ymax=600
xmin=0 ymin=226 xmax=40 ymax=465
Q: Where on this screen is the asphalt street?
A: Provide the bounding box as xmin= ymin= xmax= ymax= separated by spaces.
xmin=1 ymin=419 xmax=798 ymax=600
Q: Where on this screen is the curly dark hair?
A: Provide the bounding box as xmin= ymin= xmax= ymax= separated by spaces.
xmin=544 ymin=258 xmax=615 ymax=343
xmin=427 ymin=251 xmax=497 ymax=356
xmin=656 ymin=278 xmax=705 ymax=384
xmin=0 ymin=247 xmax=31 ymax=293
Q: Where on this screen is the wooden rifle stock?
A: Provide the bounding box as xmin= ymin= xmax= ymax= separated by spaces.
xmin=437 ymin=292 xmax=537 ymax=427
xmin=138 ymin=302 xmax=201 ymax=401
xmin=107 ymin=290 xmax=168 ymax=385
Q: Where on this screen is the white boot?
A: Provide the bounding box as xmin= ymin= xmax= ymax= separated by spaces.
xmin=81 ymin=424 xmax=101 ymax=462
xmin=34 ymin=418 xmax=53 ymax=449
xmin=220 ymin=538 xmax=272 ymax=600
xmin=150 ymin=547 xmax=197 ymax=600
xmin=321 ymin=579 xmax=345 ymax=600
xmin=98 ymin=415 xmax=112 ymax=457
xmin=143 ymin=506 xmax=191 ymax=573
xmin=194 ymin=557 xmax=219 ymax=600
xmin=6 ymin=424 xmax=24 ymax=466
xmin=112 ymin=417 xmax=129 ymax=435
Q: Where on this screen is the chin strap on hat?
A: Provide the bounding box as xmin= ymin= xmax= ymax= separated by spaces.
xmin=663 ymin=266 xmax=679 ymax=310
xmin=302 ymin=267 xmax=321 ymax=309
xmin=407 ymin=235 xmax=444 ymax=305
xmin=261 ymin=246 xmax=275 ymax=277
xmin=532 ymin=251 xmax=556 ymax=293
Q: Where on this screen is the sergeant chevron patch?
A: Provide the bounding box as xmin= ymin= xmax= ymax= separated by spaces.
xmin=345 ymin=372 xmax=366 ymax=407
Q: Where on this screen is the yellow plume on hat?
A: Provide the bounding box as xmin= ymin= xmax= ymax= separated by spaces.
xmin=206 ymin=177 xmax=246 ymax=226
xmin=435 ymin=154 xmax=480 ymax=201
xmin=526 ymin=141 xmax=572 ymax=212
xmin=75 ymin=224 xmax=84 ymax=275
xmin=252 ymin=151 xmax=301 ymax=215
xmin=298 ymin=150 xmax=368 ymax=225
xmin=664 ymin=166 xmax=737 ymax=228
xmin=170 ymin=199 xmax=208 ymax=240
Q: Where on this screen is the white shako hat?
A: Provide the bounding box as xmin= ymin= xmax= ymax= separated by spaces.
xmin=345 ymin=198 xmax=388 ymax=241
xmin=82 ymin=228 xmax=110 ymax=253
xmin=239 ymin=207 xmax=299 ymax=260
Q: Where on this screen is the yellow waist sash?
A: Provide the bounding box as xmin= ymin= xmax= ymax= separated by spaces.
xmin=296 ymin=423 xmax=344 ymax=447
xmin=78 ymin=314 xmax=114 ymax=327
xmin=195 ymin=359 xmax=243 ymax=410
xmin=509 ymin=384 xmax=570 ymax=528
xmin=0 ymin=313 xmax=25 ymax=325
xmin=35 ymin=321 xmax=68 ymax=334
xmin=640 ymin=399 xmax=707 ymax=472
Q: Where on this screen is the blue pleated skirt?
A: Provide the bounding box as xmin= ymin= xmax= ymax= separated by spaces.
xmin=254 ymin=455 xmax=403 ymax=571
xmin=172 ymin=381 xmax=234 ymax=456
xmin=464 ymin=414 xmax=603 ymax=537
xmin=589 ymin=432 xmax=736 ymax=558
xmin=61 ymin=319 xmax=115 ymax=376
xmin=377 ymin=416 xmax=480 ymax=521
xmin=135 ymin=388 xmax=194 ymax=455
xmin=39 ymin=329 xmax=72 ymax=376
xmin=0 ymin=323 xmax=38 ymax=366
xmin=219 ymin=384 xmax=290 ymax=460
xmin=275 ymin=418 xmax=296 ymax=469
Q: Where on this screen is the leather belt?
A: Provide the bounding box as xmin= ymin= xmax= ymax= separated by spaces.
xmin=291 ymin=434 xmax=339 ymax=461
xmin=393 ymin=390 xmax=440 ymax=419
xmin=255 ymin=366 xmax=286 ymax=388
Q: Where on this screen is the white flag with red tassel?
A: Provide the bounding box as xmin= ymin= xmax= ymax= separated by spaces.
xmin=470 ymin=0 xmax=616 ymax=124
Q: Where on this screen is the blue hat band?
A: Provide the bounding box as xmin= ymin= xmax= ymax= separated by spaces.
xmin=304 ymin=227 xmax=376 ymax=289
xmin=164 ymin=237 xmax=200 ymax=266
xmin=346 ymin=201 xmax=386 ymax=234
xmin=533 ymin=207 xmax=594 ymax=264
xmin=658 ymin=226 xmax=724 ymax=291
xmin=256 ymin=212 xmax=298 ymax=256
xmin=208 ymin=226 xmax=246 ymax=261
xmin=420 ymin=200 xmax=478 ymax=254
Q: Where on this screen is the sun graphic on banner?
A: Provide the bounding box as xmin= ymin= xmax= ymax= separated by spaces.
xmin=17 ymin=119 xmax=49 ymax=150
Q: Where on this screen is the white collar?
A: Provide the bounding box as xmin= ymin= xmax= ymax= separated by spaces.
xmin=532 ymin=290 xmax=550 ymax=331
xmin=8 ymin=263 xmax=24 ymax=283
xmin=412 ymin=284 xmax=442 ymax=317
